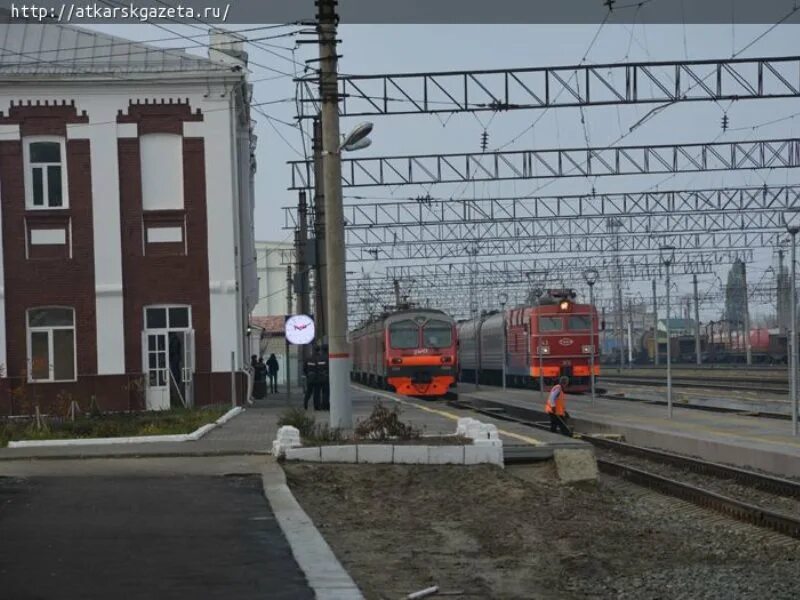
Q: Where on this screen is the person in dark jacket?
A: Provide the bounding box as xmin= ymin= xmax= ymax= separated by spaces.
xmin=303 ymin=346 xmax=324 ymax=410
xmin=252 ymin=355 xmax=267 ymax=400
xmin=319 ymin=344 xmax=330 ymax=411
xmin=266 ymin=354 xmax=279 ymax=394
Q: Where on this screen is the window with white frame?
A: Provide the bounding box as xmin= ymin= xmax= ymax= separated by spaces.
xmin=27 ymin=307 xmax=76 ymax=381
xmin=24 ymin=138 xmax=69 ymax=209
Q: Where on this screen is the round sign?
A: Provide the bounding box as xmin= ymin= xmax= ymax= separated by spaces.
xmin=285 ymin=314 xmax=316 ymax=345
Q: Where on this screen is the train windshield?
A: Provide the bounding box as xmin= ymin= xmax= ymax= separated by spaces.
xmin=567 ymin=315 xmax=591 ymax=330
xmin=389 ymin=320 xmax=419 ymax=349
xmin=423 ymin=320 xmax=452 ymax=348
xmin=539 ymin=316 xmax=563 ymax=331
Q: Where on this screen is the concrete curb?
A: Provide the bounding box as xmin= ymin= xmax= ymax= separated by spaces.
xmin=284 ymin=443 xmax=504 ymax=466
xmin=261 ymin=461 xmax=364 ymax=600
xmin=6 ymin=407 xmax=245 ymax=449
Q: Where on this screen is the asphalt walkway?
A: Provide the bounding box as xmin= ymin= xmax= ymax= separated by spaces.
xmin=0 ymin=467 xmax=314 ymax=600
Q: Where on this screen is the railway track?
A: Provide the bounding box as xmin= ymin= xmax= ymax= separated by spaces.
xmin=450 ymin=397 xmax=800 ymax=540
xmin=600 ymin=375 xmax=789 ymax=394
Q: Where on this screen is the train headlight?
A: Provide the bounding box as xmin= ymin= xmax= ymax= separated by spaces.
xmin=582 ymin=345 xmax=594 ymax=354
xmin=559 ymin=300 xmax=570 ymax=311
xmin=537 ymin=346 xmax=551 ymax=355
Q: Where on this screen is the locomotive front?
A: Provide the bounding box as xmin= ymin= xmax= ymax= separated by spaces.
xmin=383 ymin=310 xmax=458 ymax=397
xmin=527 ymin=289 xmax=600 ymax=392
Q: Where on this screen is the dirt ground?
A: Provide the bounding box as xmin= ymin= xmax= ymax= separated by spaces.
xmin=284 ymin=462 xmax=800 ymax=600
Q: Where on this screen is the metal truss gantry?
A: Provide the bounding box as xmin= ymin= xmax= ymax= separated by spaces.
xmin=343 ymin=231 xmax=780 ymax=261
xmin=284 ymin=185 xmax=800 ymax=229
xmin=345 ymin=250 xmax=757 ymax=322
xmin=289 ymin=138 xmax=800 ymax=189
xmin=295 ymin=56 xmax=800 ymax=119
xmin=358 ymin=249 xmax=755 ymax=287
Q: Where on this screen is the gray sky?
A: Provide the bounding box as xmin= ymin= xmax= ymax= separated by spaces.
xmin=87 ymin=22 xmax=799 ymax=320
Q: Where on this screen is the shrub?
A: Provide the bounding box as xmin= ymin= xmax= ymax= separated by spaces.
xmin=354 ymin=402 xmax=420 ymax=441
xmin=277 ymin=407 xmax=317 ymax=438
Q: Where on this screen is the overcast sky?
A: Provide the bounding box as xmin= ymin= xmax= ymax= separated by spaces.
xmin=87 ymin=21 xmax=799 ymax=320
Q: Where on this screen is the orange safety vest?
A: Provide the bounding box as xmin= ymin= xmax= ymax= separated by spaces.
xmin=545 ymin=385 xmax=566 ymax=416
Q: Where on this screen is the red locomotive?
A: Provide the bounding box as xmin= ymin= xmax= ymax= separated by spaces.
xmin=350 ymin=309 xmax=458 ymax=397
xmin=458 ymin=289 xmax=600 ymax=392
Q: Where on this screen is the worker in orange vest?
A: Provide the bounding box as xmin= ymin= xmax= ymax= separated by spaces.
xmin=545 ymin=376 xmax=572 ymax=436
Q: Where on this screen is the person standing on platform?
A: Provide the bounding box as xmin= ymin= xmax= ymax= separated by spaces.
xmin=545 ymin=376 xmax=572 ymax=436
xmin=303 ymin=346 xmax=323 ymax=411
xmin=319 ymin=344 xmax=331 ymax=411
xmin=266 ymin=353 xmax=279 ymax=394
xmin=252 ymin=355 xmax=267 ymax=400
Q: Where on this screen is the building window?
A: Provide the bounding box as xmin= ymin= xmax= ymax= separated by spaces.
xmin=24 ymin=138 xmax=69 ymax=209
xmin=145 ymin=306 xmax=190 ymax=330
xmin=27 ymin=307 xmax=76 ymax=382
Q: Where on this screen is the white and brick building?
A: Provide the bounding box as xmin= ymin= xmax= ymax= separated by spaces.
xmin=0 ymin=17 xmax=258 ymax=411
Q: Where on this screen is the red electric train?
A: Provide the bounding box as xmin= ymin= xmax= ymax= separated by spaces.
xmin=350 ymin=308 xmax=458 ymax=398
xmin=458 ymin=289 xmax=600 ymax=392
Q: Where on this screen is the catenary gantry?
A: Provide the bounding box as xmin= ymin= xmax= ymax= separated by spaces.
xmin=284 ymin=185 xmax=800 ymax=229
xmin=352 ymin=249 xmax=755 ymax=285
xmin=294 ymin=56 xmax=800 ymax=119
xmin=289 ymin=138 xmax=799 ymax=189
xmin=342 ymin=231 xmax=780 ymax=261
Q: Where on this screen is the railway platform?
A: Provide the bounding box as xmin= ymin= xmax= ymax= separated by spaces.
xmin=350 ymin=384 xmax=591 ymax=464
xmin=455 ymin=382 xmax=800 ymax=479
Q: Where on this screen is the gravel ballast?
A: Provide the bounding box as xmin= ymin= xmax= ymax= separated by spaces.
xmin=285 ymin=463 xmax=800 ymax=600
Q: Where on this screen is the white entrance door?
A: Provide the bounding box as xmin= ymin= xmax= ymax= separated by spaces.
xmin=143 ymin=331 xmax=170 ymax=411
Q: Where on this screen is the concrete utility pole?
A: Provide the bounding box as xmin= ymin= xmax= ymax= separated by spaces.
xmin=318 ymin=0 xmax=352 ymax=429
xmin=312 ymin=116 xmax=327 ymax=343
xmin=742 ymin=263 xmax=752 ymax=365
xmin=788 ymin=222 xmax=799 ymax=437
xmin=286 ymin=265 xmax=293 ymax=395
xmin=296 ymin=191 xmax=309 ymax=381
xmin=627 ymin=298 xmax=633 ymax=368
xmin=652 ymin=279 xmax=659 ymax=366
xmin=693 ymin=273 xmax=701 ymax=365
xmin=661 ymin=246 xmax=675 ymax=419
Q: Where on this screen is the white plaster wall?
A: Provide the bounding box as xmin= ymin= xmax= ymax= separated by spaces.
xmin=201 ymin=95 xmax=241 ymax=372
xmin=67 ymin=103 xmax=126 ymax=375
xmin=139 ymin=133 xmax=184 ymax=211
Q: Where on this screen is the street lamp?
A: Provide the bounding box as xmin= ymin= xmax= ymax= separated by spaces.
xmin=322 ymin=120 xmax=375 ymax=430
xmin=660 ymin=245 xmax=676 ymax=419
xmin=339 ymin=122 xmax=373 ymax=152
xmin=499 ymin=292 xmax=508 ymax=390
xmin=583 ymin=269 xmax=598 ymax=404
xmin=783 ymin=210 xmax=800 ymax=437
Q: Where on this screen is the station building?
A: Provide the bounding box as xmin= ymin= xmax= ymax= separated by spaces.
xmin=0 ymin=17 xmax=258 ymax=412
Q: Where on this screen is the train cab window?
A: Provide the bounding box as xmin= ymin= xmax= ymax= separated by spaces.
xmin=539 ymin=316 xmax=563 ymax=331
xmin=567 ymin=315 xmax=591 ymax=330
xmin=389 ymin=320 xmax=419 ymax=349
xmin=423 ymin=320 xmax=452 ymax=348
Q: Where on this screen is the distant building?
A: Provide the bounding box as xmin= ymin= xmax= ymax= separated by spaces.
xmin=0 ymin=17 xmax=257 ymax=412
xmin=252 ymin=240 xmax=295 ymax=318
xmin=250 ymin=241 xmax=300 ymax=387
xmin=657 ymin=318 xmax=697 ymax=336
